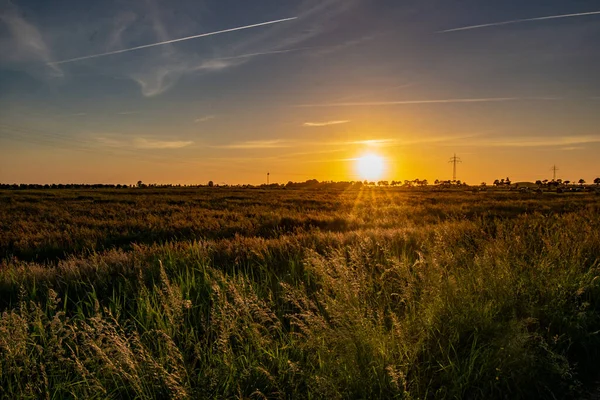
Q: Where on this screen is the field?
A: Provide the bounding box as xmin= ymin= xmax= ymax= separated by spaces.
xmin=1 ymin=187 xmax=600 ymax=399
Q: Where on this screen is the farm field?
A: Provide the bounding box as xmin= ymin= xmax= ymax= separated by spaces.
xmin=1 ymin=187 xmax=600 ymax=399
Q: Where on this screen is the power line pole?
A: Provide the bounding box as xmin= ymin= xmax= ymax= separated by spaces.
xmin=267 ymin=172 xmax=270 ymax=185
xmin=448 ymin=154 xmax=462 ymax=181
xmin=551 ymin=165 xmax=559 ymax=181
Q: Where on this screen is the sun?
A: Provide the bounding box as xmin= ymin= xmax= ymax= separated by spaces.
xmin=356 ymin=153 xmax=385 ymax=181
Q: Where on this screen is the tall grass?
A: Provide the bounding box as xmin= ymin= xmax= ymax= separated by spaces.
xmin=1 ymin=189 xmax=599 ymax=398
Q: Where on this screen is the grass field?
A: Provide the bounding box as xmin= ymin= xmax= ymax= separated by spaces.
xmin=1 ymin=187 xmax=600 ymax=399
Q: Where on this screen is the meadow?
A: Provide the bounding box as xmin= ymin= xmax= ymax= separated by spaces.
xmin=1 ymin=187 xmax=600 ymax=399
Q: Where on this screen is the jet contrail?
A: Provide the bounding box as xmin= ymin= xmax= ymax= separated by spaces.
xmin=295 ymin=97 xmax=521 ymax=107
xmin=439 ymin=10 xmax=600 ymax=33
xmin=49 ymin=17 xmax=297 ymax=65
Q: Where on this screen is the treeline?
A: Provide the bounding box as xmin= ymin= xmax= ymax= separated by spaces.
xmin=0 ymin=179 xmax=456 ymax=190
xmin=3 ymin=178 xmax=598 ymax=191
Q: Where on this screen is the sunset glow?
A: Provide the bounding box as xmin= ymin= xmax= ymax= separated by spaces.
xmin=356 ymin=154 xmax=385 ymax=181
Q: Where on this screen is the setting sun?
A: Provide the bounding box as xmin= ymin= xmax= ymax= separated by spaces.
xmin=356 ymin=154 xmax=385 ymax=181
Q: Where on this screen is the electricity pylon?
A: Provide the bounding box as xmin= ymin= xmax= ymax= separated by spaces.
xmin=449 ymin=154 xmax=462 ymax=181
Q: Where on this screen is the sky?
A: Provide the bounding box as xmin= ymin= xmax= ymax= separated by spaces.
xmin=1 ymin=0 xmax=599 ymax=185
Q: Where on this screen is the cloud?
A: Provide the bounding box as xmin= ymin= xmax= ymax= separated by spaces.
xmin=303 ymin=120 xmax=350 ymax=127
xmin=346 ymin=139 xmax=397 ymax=146
xmin=295 ymin=97 xmax=522 ymax=107
xmin=439 ymin=10 xmax=600 ymax=33
xmin=329 ymin=134 xmax=482 ymax=148
xmin=194 ymin=116 xmax=216 ymax=123
xmin=308 ymin=34 xmax=377 ymax=57
xmin=215 ymin=140 xmax=291 ymax=149
xmin=105 ymin=12 xmax=137 ymax=51
xmin=133 ymin=138 xmax=193 ymax=149
xmin=0 ymin=4 xmax=62 ymax=77
xmin=97 ymin=136 xmax=192 ymax=149
xmin=43 ymin=0 xmax=356 ymax=97
xmin=128 ymin=47 xmax=307 ymax=97
xmin=462 ymin=135 xmax=600 ymax=148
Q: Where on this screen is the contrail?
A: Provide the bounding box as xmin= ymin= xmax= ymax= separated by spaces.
xmin=439 ymin=10 xmax=600 ymax=33
xmin=219 ymin=46 xmax=316 ymax=61
xmin=295 ymin=97 xmax=521 ymax=107
xmin=49 ymin=17 xmax=297 ymax=65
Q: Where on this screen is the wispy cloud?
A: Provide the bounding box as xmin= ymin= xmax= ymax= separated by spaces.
xmin=333 ymin=134 xmax=483 ymax=147
xmin=220 ymin=47 xmax=314 ymax=61
xmin=194 ymin=116 xmax=216 ymax=123
xmin=118 ymin=111 xmax=139 ymax=115
xmin=0 ymin=4 xmax=62 ymax=77
xmin=296 ymin=97 xmax=522 ymax=107
xmin=134 ymin=138 xmax=193 ymax=149
xmin=463 ymin=135 xmax=600 ymax=148
xmin=97 ymin=136 xmax=193 ymax=149
xmin=439 ymin=10 xmax=600 ymax=33
xmin=215 ymin=140 xmax=291 ymax=149
xmin=45 ymin=0 xmax=356 ymax=97
xmin=128 ymin=46 xmax=308 ymax=97
xmin=303 ymin=120 xmax=350 ymax=127
xmin=49 ymin=17 xmax=298 ymax=65
xmin=346 ymin=139 xmax=398 ymax=146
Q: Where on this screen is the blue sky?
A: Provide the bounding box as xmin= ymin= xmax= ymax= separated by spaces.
xmin=1 ymin=0 xmax=599 ymax=184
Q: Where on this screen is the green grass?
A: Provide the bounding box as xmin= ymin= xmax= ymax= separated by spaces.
xmin=1 ymin=188 xmax=599 ymax=399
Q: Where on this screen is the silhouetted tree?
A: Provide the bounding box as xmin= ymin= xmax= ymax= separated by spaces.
xmin=578 ymin=179 xmax=586 ymax=185
xmin=594 ymin=177 xmax=600 ymax=185
xmin=208 ymin=181 xmax=214 ymax=187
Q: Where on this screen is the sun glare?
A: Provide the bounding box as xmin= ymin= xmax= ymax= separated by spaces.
xmin=356 ymin=154 xmax=385 ymax=181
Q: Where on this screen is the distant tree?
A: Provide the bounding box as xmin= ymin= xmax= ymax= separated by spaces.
xmin=535 ymin=180 xmax=542 ymax=186
xmin=563 ymin=180 xmax=571 ymax=186
xmin=505 ymin=177 xmax=511 ymax=186
xmin=578 ymin=179 xmax=586 ymax=185
xmin=434 ymin=179 xmax=440 ymax=185
xmin=542 ymin=179 xmax=548 ymax=185
xmin=594 ymin=177 xmax=600 ymax=185
xmin=137 ymin=180 xmax=143 ymax=188
xmin=493 ymin=179 xmax=500 ymax=187
xmin=481 ymin=182 xmax=487 ymax=186
xmin=208 ymin=180 xmax=214 ymax=187
xmin=422 ymin=179 xmax=428 ymax=186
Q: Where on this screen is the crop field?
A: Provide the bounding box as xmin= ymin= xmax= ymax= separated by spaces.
xmin=1 ymin=187 xmax=600 ymax=399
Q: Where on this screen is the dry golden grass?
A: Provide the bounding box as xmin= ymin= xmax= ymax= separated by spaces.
xmin=1 ymin=187 xmax=599 ymax=398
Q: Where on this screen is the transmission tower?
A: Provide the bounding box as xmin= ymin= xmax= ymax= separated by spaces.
xmin=551 ymin=165 xmax=559 ymax=181
xmin=448 ymin=154 xmax=462 ymax=181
